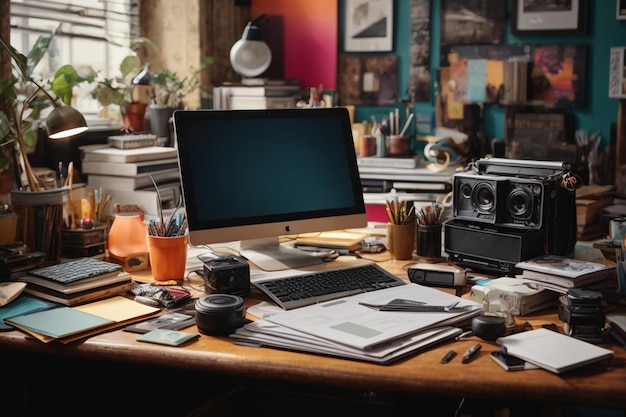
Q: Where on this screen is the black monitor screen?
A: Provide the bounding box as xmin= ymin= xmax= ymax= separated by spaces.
xmin=173 ymin=108 xmax=366 ymax=260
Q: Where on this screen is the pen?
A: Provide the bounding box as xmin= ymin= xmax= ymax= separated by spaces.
xmin=441 ymin=349 xmax=457 ymax=364
xmin=462 ymin=343 xmax=482 ymax=363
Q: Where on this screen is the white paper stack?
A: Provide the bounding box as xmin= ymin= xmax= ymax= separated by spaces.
xmin=231 ymin=283 xmax=483 ymax=364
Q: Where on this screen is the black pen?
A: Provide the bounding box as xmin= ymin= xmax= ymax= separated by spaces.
xmin=462 ymin=343 xmax=482 ymax=363
xmin=440 ymin=349 xmax=457 ymax=364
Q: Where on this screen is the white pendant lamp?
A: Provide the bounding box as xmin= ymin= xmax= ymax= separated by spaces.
xmin=230 ymin=14 xmax=272 ymax=78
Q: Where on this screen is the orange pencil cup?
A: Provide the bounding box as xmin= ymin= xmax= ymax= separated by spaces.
xmin=148 ymin=234 xmax=188 ymax=281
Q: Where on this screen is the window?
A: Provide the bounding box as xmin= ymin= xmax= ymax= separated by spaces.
xmin=10 ymin=0 xmax=139 ymax=114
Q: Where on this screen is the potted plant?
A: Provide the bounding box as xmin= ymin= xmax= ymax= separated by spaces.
xmin=91 ymin=37 xmax=157 ymax=132
xmin=149 ymin=57 xmax=213 ymax=145
xmin=0 ymin=29 xmax=93 ymax=192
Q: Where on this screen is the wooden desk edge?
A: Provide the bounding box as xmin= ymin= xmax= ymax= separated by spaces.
xmin=2 ymin=258 xmax=626 ymax=410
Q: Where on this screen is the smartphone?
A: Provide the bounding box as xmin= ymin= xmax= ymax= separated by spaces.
xmin=490 ymin=350 xmax=539 ymax=371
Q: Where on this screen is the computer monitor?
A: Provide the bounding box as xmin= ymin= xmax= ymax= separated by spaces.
xmin=173 ymin=107 xmax=367 ymax=271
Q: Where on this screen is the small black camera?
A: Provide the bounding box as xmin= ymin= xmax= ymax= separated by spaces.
xmin=202 ymin=255 xmax=250 ymax=297
xmin=558 ymin=288 xmax=606 ymax=343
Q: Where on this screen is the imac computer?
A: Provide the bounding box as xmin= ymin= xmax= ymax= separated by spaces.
xmin=173 ymin=107 xmax=367 ymax=271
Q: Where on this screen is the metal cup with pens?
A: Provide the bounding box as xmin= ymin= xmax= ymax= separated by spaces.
xmin=416 ymin=203 xmax=443 ymax=259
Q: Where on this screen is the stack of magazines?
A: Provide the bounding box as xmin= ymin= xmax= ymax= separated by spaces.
xmin=230 ymin=283 xmax=483 ymax=364
xmin=15 ymin=257 xmax=134 ymax=306
xmin=515 ymin=255 xmax=615 ymax=294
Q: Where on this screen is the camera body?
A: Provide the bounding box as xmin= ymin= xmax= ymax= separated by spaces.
xmin=445 ymin=158 xmax=576 ymax=273
xmin=202 ymin=255 xmax=250 ymax=296
xmin=453 ymin=172 xmax=552 ymax=230
xmin=558 ymin=289 xmax=606 ymax=343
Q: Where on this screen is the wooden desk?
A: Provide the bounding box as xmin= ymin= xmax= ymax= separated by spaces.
xmin=2 ymin=257 xmax=626 ymax=415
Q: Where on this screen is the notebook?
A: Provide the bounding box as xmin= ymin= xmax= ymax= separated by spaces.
xmin=496 ymin=328 xmax=614 ymax=374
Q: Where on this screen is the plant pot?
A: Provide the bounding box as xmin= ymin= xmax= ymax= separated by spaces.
xmin=149 ymin=105 xmax=177 ymax=146
xmin=121 ymin=102 xmax=147 ymax=133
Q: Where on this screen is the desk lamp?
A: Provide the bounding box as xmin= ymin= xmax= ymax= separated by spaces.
xmin=229 ymin=14 xmax=272 ymax=79
xmin=15 ymin=83 xmax=88 ymax=191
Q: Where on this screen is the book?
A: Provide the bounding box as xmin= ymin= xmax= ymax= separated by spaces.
xmin=357 ymin=156 xmax=421 ymax=169
xmin=17 ymin=270 xmax=132 ymax=294
xmin=515 ymin=255 xmax=615 ymax=289
xmin=295 ymin=230 xmax=369 ymax=251
xmin=22 ymin=280 xmax=136 ymax=306
xmin=87 ymin=169 xmax=180 ymax=191
xmin=5 ymin=306 xmax=115 ymax=339
xmin=107 ymin=133 xmax=158 ymax=149
xmin=5 ymin=296 xmax=160 ymax=343
xmin=82 ymin=158 xmax=180 ymax=176
xmin=496 ymin=328 xmax=614 ymax=374
xmin=82 ymin=145 xmax=178 ymax=163
xmin=105 ymin=185 xmax=181 ymax=216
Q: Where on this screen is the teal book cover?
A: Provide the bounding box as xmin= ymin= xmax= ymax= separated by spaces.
xmin=5 ymin=306 xmax=114 ymax=338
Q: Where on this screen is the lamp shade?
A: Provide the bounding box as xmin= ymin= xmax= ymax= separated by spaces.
xmin=230 ymin=18 xmax=272 ymax=78
xmin=46 ymin=105 xmax=88 ymax=139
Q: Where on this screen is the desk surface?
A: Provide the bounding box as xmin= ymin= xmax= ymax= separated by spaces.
xmin=2 ymin=257 xmax=626 ymax=410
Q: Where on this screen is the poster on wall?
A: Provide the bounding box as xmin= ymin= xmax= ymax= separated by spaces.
xmin=440 ymin=0 xmax=506 ymax=46
xmin=439 ymin=44 xmax=532 ymax=104
xmin=530 ymin=44 xmax=587 ymax=108
xmin=338 ymin=55 xmax=399 ymax=106
xmin=409 ymin=0 xmax=431 ymax=102
xmin=344 ymin=0 xmax=393 ymax=52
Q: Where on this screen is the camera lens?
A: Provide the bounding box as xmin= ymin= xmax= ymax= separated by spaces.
xmin=472 ymin=183 xmax=495 ymax=212
xmin=507 ymin=187 xmax=532 ymax=219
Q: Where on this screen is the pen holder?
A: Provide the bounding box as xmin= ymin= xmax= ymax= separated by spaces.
xmin=386 ymin=135 xmax=411 ymax=156
xmin=360 ymin=135 xmax=376 ymax=157
xmin=416 ymin=223 xmax=442 ymax=259
xmin=148 ymin=234 xmax=188 ymax=281
xmin=387 ymin=222 xmax=415 ymax=260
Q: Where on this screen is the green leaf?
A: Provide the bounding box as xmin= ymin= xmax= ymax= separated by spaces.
xmin=119 ymin=55 xmax=140 ymax=79
xmin=0 ymin=76 xmax=18 ymax=102
xmin=0 ymin=112 xmax=11 ymax=141
xmin=22 ymin=127 xmax=38 ymax=148
xmin=27 ymin=33 xmax=54 ymax=77
xmin=0 ymin=38 xmax=28 ymax=79
xmin=51 ymin=65 xmax=81 ymax=105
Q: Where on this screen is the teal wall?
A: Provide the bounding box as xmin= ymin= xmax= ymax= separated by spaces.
xmin=346 ymin=0 xmax=626 ymax=151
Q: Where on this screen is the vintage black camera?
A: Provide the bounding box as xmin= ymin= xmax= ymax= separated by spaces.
xmin=202 ymin=255 xmax=250 ymax=296
xmin=453 ymin=173 xmax=549 ymax=230
xmin=445 ymin=158 xmax=577 ymax=273
xmin=558 ymin=288 xmax=607 ymax=343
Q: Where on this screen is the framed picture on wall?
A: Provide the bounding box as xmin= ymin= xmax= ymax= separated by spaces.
xmin=337 ymin=54 xmax=399 ymax=105
xmin=530 ymin=44 xmax=587 ymax=108
xmin=618 ymin=0 xmax=626 ymax=20
xmin=440 ymin=0 xmax=506 ymax=46
xmin=512 ymin=0 xmax=589 ymax=35
xmin=344 ymin=0 xmax=393 ymax=52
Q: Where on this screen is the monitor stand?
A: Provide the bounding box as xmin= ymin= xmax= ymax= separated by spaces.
xmin=239 ymin=237 xmax=323 ymax=271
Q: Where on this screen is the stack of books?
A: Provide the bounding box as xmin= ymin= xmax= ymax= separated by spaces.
xmin=80 ymin=142 xmax=182 ymax=216
xmin=515 ymin=255 xmax=615 ymax=294
xmin=14 ymin=257 xmax=135 ymax=306
xmin=213 ymin=81 xmax=301 ymax=110
xmin=4 ymin=296 xmax=160 ymax=344
xmin=575 ymin=185 xmax=615 ymax=240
